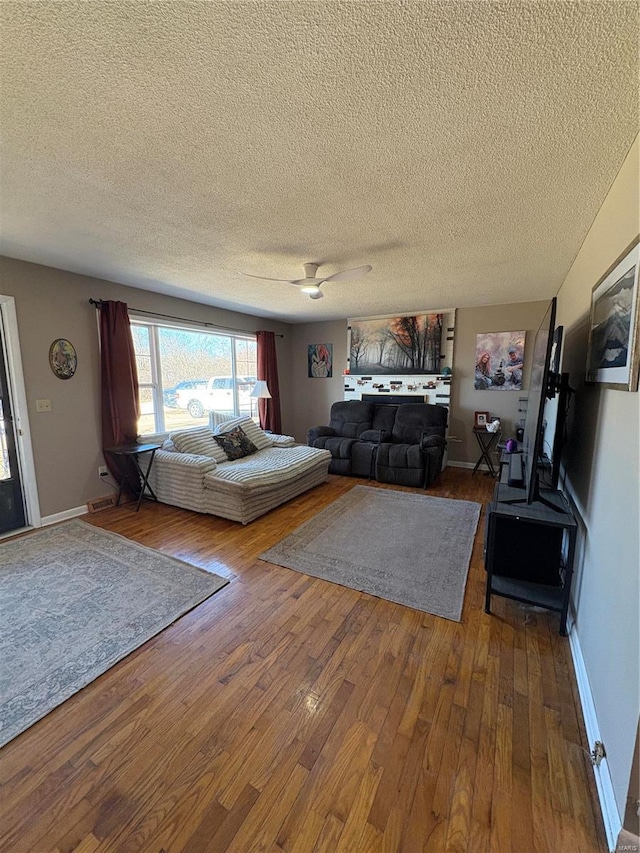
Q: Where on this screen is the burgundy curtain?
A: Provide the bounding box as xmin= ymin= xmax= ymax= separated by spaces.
xmin=256 ymin=330 xmax=282 ymax=433
xmin=98 ymin=301 xmax=140 ymax=493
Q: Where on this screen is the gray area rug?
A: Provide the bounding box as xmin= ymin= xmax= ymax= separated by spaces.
xmin=260 ymin=485 xmax=480 ymax=621
xmin=0 ymin=519 xmax=228 ymax=748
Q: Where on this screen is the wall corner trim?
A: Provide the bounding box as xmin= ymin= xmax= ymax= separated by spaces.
xmin=568 ymin=618 xmax=622 ymax=852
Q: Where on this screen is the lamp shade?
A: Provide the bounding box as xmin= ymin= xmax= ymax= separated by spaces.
xmin=250 ymin=380 xmax=271 ymax=399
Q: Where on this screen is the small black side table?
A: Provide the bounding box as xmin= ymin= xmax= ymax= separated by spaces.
xmin=472 ymin=427 xmax=501 ymax=477
xmin=105 ymin=443 xmax=161 ymax=511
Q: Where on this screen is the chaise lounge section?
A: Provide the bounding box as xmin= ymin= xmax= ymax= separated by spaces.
xmin=149 ymin=418 xmax=331 ymax=524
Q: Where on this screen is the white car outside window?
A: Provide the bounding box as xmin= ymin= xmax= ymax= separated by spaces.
xmin=176 ymin=376 xmax=252 ymax=419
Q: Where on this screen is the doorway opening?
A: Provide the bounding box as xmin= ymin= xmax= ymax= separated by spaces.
xmin=0 ymin=296 xmax=40 ymax=536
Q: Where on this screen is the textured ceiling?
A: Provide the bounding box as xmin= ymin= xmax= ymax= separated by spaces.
xmin=1 ymin=1 xmax=638 ymax=322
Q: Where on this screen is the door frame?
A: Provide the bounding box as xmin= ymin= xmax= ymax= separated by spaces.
xmin=0 ymin=295 xmax=41 ymax=529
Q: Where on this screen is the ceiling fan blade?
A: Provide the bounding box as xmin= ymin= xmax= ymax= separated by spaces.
xmin=241 ymin=273 xmax=329 ymax=286
xmin=323 ymin=265 xmax=372 ymax=283
xmin=290 ymin=278 xmax=327 ymax=287
xmin=241 ymin=273 xmax=301 ymax=283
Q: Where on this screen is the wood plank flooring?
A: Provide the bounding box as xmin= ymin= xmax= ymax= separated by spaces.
xmin=0 ymin=470 xmax=606 ymax=852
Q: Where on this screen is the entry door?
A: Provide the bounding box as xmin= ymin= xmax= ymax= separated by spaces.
xmin=0 ymin=321 xmax=26 ymax=534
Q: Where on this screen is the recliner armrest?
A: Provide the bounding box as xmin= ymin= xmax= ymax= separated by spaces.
xmin=307 ymin=425 xmax=336 ymax=445
xmin=420 ymin=434 xmax=446 ymax=450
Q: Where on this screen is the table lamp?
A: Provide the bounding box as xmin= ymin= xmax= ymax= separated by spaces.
xmin=250 ymin=380 xmax=271 ymax=424
xmin=250 ymin=381 xmax=271 ymax=400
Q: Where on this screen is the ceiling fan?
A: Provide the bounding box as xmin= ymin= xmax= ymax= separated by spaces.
xmin=241 ymin=262 xmax=372 ymax=299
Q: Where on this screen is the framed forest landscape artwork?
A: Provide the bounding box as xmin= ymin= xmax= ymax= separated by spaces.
xmin=348 ymin=313 xmax=443 ymax=374
xmin=586 ymin=236 xmax=640 ymax=391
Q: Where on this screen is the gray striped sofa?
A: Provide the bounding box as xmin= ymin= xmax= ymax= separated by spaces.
xmin=148 ymin=420 xmax=331 ymax=524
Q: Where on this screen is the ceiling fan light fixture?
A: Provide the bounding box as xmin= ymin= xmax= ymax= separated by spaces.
xmin=241 ymin=261 xmax=370 ymax=302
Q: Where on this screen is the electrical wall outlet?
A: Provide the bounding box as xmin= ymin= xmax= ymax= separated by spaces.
xmin=36 ymin=399 xmax=52 ymax=413
xmin=98 ymin=466 xmax=108 ymax=478
xmin=591 ymin=741 xmax=606 ymax=767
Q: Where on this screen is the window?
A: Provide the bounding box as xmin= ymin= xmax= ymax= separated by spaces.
xmin=130 ymin=319 xmax=257 ymax=437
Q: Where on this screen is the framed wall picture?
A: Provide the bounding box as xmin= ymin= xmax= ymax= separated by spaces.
xmin=586 ymin=236 xmax=640 ymax=390
xmin=348 ymin=313 xmax=443 ymax=374
xmin=475 ymin=330 xmax=525 ymax=390
xmin=49 ymin=339 xmax=77 ymax=379
xmin=474 ymin=411 xmax=489 ymax=428
xmin=308 ymin=343 xmax=333 ymax=378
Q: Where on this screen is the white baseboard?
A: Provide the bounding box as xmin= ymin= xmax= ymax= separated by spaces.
xmin=40 ymin=505 xmax=88 ymax=527
xmin=447 ymin=460 xmax=491 ymax=472
xmin=568 ymin=622 xmax=622 ymax=852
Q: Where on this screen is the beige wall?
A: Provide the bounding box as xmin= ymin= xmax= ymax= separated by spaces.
xmin=290 ymin=320 xmax=348 ymax=442
xmin=554 ymin=136 xmax=639 ymax=821
xmin=450 ymin=301 xmax=548 ymax=464
xmin=290 ymin=305 xmax=550 ymax=466
xmin=1 ymin=257 xmax=292 ymax=518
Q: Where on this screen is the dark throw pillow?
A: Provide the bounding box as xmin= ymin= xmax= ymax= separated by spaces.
xmin=213 ymin=425 xmax=258 ymax=461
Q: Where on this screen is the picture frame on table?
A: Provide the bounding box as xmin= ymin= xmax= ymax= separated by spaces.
xmin=586 ymin=236 xmax=640 ymax=391
xmin=474 ymin=411 xmax=489 ymax=428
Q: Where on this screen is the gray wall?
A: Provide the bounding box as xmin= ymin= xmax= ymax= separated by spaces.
xmin=0 ymin=257 xmax=292 ymax=518
xmin=450 ymin=301 xmax=548 ymax=463
xmin=291 ymin=320 xmax=348 ymax=442
xmin=554 ymin=137 xmax=639 ymax=821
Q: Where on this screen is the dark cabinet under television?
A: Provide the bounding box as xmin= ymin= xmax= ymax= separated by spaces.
xmin=484 ymin=482 xmax=577 ymax=635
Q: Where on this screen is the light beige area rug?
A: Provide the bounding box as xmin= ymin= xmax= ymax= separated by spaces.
xmin=260 ymin=485 xmax=480 ymax=621
xmin=0 ymin=520 xmax=228 ymax=747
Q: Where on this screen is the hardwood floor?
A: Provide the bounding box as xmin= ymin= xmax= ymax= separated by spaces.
xmin=0 ymin=470 xmax=606 ymax=852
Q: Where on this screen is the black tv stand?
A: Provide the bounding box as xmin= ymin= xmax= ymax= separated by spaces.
xmin=484 ymin=482 xmax=577 ymax=635
xmin=505 ymin=451 xmax=524 ymax=488
xmin=498 ymin=452 xmax=564 ymax=513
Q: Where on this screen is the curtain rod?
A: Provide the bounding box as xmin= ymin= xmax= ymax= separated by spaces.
xmin=89 ymin=299 xmax=284 ymax=337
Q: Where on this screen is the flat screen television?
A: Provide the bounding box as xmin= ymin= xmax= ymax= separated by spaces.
xmin=522 ymin=297 xmax=557 ymax=504
xmin=504 ymin=297 xmax=571 ymax=512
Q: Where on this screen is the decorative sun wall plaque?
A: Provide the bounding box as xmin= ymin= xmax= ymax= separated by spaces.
xmin=49 ymin=339 xmax=77 ymax=379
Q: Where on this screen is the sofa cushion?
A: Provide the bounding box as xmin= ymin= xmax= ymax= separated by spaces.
xmin=371 ymin=404 xmax=398 ymax=438
xmin=171 ymin=426 xmax=227 ymax=464
xmin=205 ymin=446 xmax=331 ymax=494
xmin=327 ymin=400 xmax=374 ymax=438
xmin=214 ymin=415 xmax=272 ymax=451
xmin=391 ymin=403 xmax=447 ymax=444
xmin=268 ymin=433 xmax=296 ymax=447
xmin=213 ymin=426 xmax=258 ymax=460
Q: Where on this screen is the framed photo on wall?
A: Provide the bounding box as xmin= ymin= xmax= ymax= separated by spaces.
xmin=474 ymin=411 xmax=489 ymax=428
xmin=474 ymin=330 xmax=525 ymax=390
xmin=586 ymin=236 xmax=640 ymax=391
